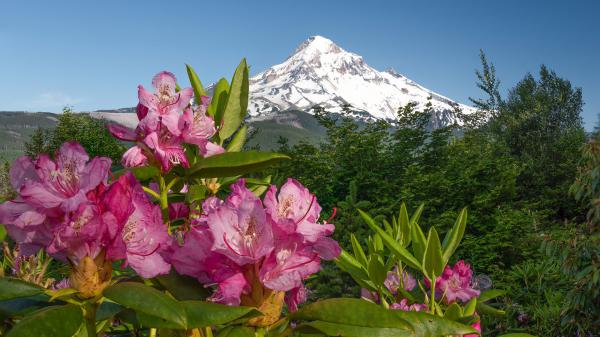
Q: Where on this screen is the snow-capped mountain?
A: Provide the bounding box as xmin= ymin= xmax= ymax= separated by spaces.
xmin=248 ymin=36 xmax=475 ymax=126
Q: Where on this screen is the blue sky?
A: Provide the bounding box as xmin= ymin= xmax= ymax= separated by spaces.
xmin=1 ymin=0 xmax=598 ymax=129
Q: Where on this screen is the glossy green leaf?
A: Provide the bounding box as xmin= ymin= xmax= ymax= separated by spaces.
xmin=0 ymin=294 xmax=51 ymax=320
xmin=182 ymin=301 xmax=261 ymax=327
xmin=476 ymin=302 xmax=506 ymax=316
xmin=210 ymin=78 xmax=230 ymax=121
xmin=186 ymin=64 xmax=207 ymax=101
xmin=155 ymin=271 xmax=210 ymax=301
xmin=422 ymin=228 xmax=444 ymax=280
xmin=410 ymin=219 xmax=427 ymax=261
xmin=216 ymin=326 xmax=255 ymax=337
xmin=478 ymin=289 xmax=506 ymax=302
xmin=358 ymin=210 xmax=421 ymax=270
xmin=290 ymin=298 xmax=412 ymax=332
xmin=226 ymin=125 xmax=248 ymax=152
xmin=443 ymin=302 xmax=463 ymax=320
xmin=296 ymin=320 xmax=413 ymax=337
xmin=185 ymin=185 xmax=208 ymax=203
xmin=398 ymin=203 xmax=411 ymax=246
xmin=0 ymin=224 xmax=6 ymax=241
xmin=6 ymin=304 xmax=83 ymax=337
xmin=442 ymin=208 xmax=468 ymax=264
xmin=409 ymin=203 xmax=425 ymax=226
xmin=351 ymin=234 xmax=368 ymax=267
xmin=219 ymin=58 xmax=249 ymax=140
xmin=0 ymin=278 xmax=44 ymax=301
xmin=188 ymin=151 xmax=290 ymax=178
xmin=96 ymin=301 xmax=124 ymax=321
xmin=392 ymin=310 xmax=477 ymax=337
xmin=103 ymin=282 xmax=187 ymax=329
xmin=113 ymin=166 xmax=159 ymax=182
xmin=368 ymin=255 xmax=387 ymax=286
xmin=464 ymin=297 xmax=477 ymax=316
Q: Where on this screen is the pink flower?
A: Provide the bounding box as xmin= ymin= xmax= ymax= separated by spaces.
xmin=172 ymin=178 xmax=341 ymax=311
xmin=384 ymin=268 xmax=417 ymax=293
xmin=465 ymin=316 xmax=481 ymax=337
xmin=360 ymin=288 xmax=379 ymax=302
xmin=178 ymin=101 xmax=224 ymax=157
xmin=434 ymin=260 xmax=480 ymax=303
xmin=18 ymin=142 xmax=111 ymax=213
xmin=264 ymin=178 xmax=340 ymax=259
xmin=390 ymin=298 xmax=428 ymax=312
xmin=259 ymin=235 xmax=320 ymax=292
xmin=171 ymin=226 xmax=249 ymax=305
xmin=208 ymin=180 xmax=274 ymax=265
xmin=104 ymin=173 xmax=171 ymax=278
xmin=142 ymin=131 xmax=189 ymax=172
xmin=138 ymin=71 xmax=193 ymax=135
xmin=285 ymin=285 xmax=307 ymax=312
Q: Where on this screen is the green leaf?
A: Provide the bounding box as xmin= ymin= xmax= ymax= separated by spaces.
xmin=216 ymin=326 xmax=255 ymax=337
xmin=351 ymin=234 xmax=368 ymax=267
xmin=0 ymin=224 xmax=6 ymax=241
xmin=422 ymin=228 xmax=444 ymax=281
xmin=367 ymin=255 xmax=387 ymax=286
xmin=188 ymin=151 xmax=290 ymax=178
xmin=210 ymin=78 xmax=230 ymax=121
xmin=0 ymin=295 xmax=51 ymax=320
xmin=358 ymin=210 xmax=421 ymax=270
xmin=296 ymin=320 xmax=413 ymax=337
xmin=219 ymin=58 xmax=249 ymax=140
xmin=410 ymin=221 xmax=427 ymax=261
xmin=103 ymin=282 xmax=187 ymax=329
xmin=409 ymin=203 xmax=425 ymax=226
xmin=476 ymin=302 xmax=506 ymax=316
xmin=6 ymin=304 xmax=83 ymax=337
xmin=96 ymin=301 xmax=123 ymax=321
xmin=442 ymin=208 xmax=467 ymax=264
xmin=113 ymin=165 xmax=159 ymax=182
xmin=0 ymin=278 xmax=44 ymax=301
xmin=290 ymin=299 xmax=412 ymax=333
xmin=398 ymin=203 xmax=411 ymax=246
xmin=185 ymin=185 xmax=208 ymax=203
xmin=443 ymin=303 xmax=463 ymax=320
xmin=182 ymin=301 xmax=261 ymax=327
xmin=393 ymin=310 xmax=477 ymax=337
xmin=155 ymin=271 xmax=210 ymax=301
xmin=463 ymin=297 xmax=477 ymax=316
xmin=186 ymin=64 xmax=208 ymax=101
xmin=291 ymin=299 xmax=476 ymax=337
xmin=478 ymin=289 xmax=506 ymax=302
xmin=226 ymin=125 xmax=248 ymax=152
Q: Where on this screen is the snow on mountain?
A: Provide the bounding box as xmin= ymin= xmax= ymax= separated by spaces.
xmin=248 ymin=36 xmax=475 ymax=126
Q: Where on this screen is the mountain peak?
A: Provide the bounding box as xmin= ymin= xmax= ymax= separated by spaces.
xmin=290 ymin=35 xmax=344 ymax=58
xmin=250 ymin=36 xmax=475 ymax=124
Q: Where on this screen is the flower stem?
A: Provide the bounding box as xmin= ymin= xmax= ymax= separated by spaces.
xmin=158 ymin=175 xmax=170 ymax=226
xmin=83 ymin=303 xmax=98 ymax=337
xmin=430 ymin=274 xmax=436 ymax=314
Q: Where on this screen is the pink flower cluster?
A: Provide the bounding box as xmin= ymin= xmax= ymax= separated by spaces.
xmin=433 ymin=260 xmax=480 ymax=304
xmin=0 ymin=143 xmax=171 ymax=278
xmin=172 ymin=178 xmax=341 ymax=311
xmin=108 ymin=72 xmax=224 ymax=172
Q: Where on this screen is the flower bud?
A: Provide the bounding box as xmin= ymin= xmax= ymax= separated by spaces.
xmin=69 ymin=254 xmax=112 ymax=299
xmin=246 ymin=290 xmax=285 ymax=327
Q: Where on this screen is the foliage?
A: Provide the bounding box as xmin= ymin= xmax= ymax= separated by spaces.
xmin=24 ymin=107 xmax=126 ymax=162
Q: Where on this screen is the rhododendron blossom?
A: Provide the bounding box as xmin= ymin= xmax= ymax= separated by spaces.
xmin=384 ymin=267 xmax=417 ymax=293
xmin=433 ymin=260 xmax=480 ymax=303
xmin=108 ymin=71 xmax=224 ymax=172
xmin=0 ymin=143 xmax=171 ymax=281
xmin=390 ymin=299 xmax=428 ymax=312
xmin=172 ymin=179 xmax=340 ymax=311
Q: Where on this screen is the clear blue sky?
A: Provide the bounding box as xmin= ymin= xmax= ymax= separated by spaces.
xmin=1 ymin=0 xmax=598 ymax=129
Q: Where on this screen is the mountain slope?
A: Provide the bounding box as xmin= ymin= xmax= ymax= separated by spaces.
xmin=248 ymin=36 xmax=475 ymax=126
